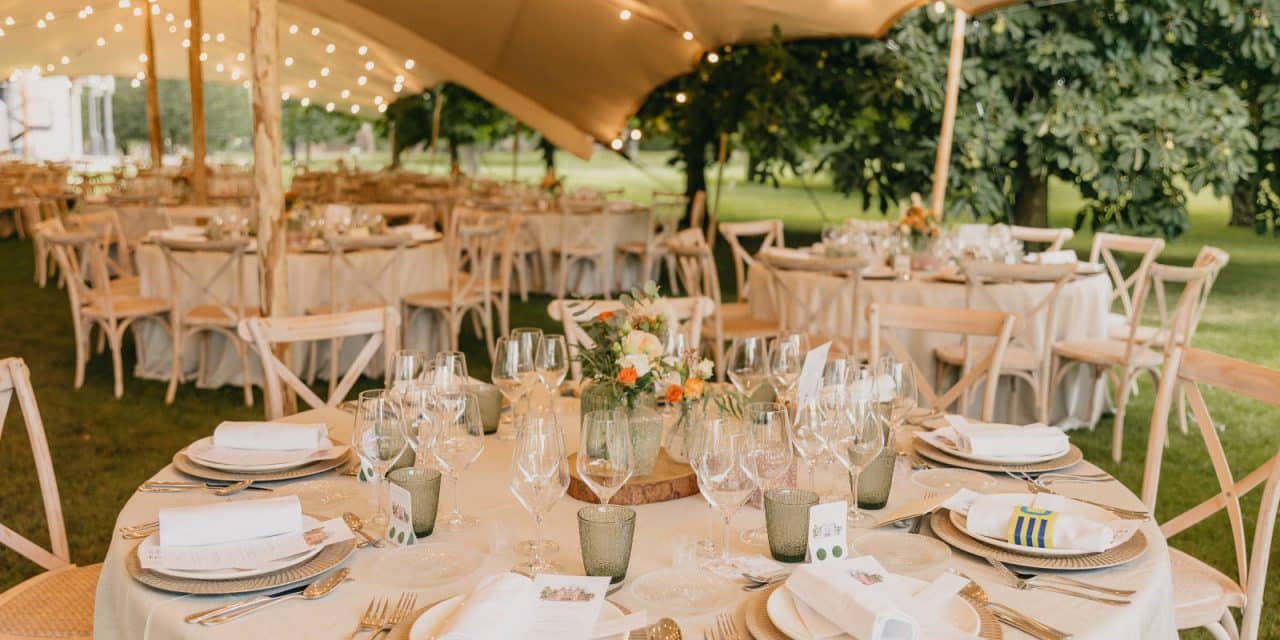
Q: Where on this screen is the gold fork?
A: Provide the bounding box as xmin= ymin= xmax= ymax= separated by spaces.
xmin=346 ymin=597 xmax=385 ymax=640
xmin=371 ymin=592 xmax=417 ymax=640
xmin=715 ymin=613 xmax=740 ymax=640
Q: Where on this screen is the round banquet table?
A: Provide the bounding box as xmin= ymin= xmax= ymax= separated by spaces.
xmin=93 ymin=404 xmax=1177 ymax=639
xmin=507 ymin=206 xmax=651 ymax=297
xmin=746 ymin=264 xmax=1111 ymax=429
xmin=130 ymin=240 xmax=447 ymax=388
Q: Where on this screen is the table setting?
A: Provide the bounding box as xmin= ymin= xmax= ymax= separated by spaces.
xmin=93 ymin=290 xmax=1176 ymax=639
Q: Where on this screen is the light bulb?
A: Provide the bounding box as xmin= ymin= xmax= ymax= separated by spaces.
xmin=357 ymin=76 xmax=367 ymax=85
xmin=325 ymin=102 xmax=334 ymax=112
xmin=282 ymin=91 xmax=290 ymax=100
xmin=377 ymin=104 xmax=387 ymax=113
xmin=682 ymin=31 xmax=693 ymax=41
xmin=364 ymin=61 xmax=374 ymax=71
xmin=404 ymin=59 xmax=415 ymax=69
xmin=60 ymin=56 xmax=69 ymax=64
xmin=300 ymin=97 xmax=310 ymax=106
xmin=96 ymin=37 xmax=106 ymax=46
xmin=289 ymin=24 xmax=298 ymax=34
xmin=114 ymin=23 xmax=123 ymax=32
xmin=619 ymin=9 xmax=631 ymax=20
xmin=629 ymin=129 xmax=642 ymax=141
xmin=350 ymin=104 xmax=359 ymax=114
xmin=320 ymin=67 xmax=330 ymax=77
xmin=284 ymin=57 xmax=294 ymax=67
xmin=707 ymin=52 xmax=719 ymax=63
xmin=675 ymin=92 xmax=687 ymax=104
xmin=214 ymin=63 xmax=224 ymax=72
xmin=358 ymin=45 xmax=368 ymax=55
xmin=610 ymin=139 xmax=624 ymax=150
xmin=341 ymin=89 xmax=350 ymax=98
xmin=307 ymin=79 xmax=317 ymax=88
xmin=325 ymin=43 xmax=335 ymax=53
xmin=311 ymin=27 xmax=320 ymax=36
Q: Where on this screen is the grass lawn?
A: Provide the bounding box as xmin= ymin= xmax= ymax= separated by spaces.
xmin=1 ymin=151 xmax=1277 ymax=638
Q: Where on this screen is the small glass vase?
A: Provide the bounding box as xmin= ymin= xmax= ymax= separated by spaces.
xmin=663 ymin=400 xmax=706 ymax=465
xmin=581 ymin=381 xmax=663 ymax=475
xmin=908 ymin=235 xmax=942 ymax=272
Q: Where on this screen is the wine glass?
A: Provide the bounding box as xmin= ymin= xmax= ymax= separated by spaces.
xmin=768 ymin=332 xmax=807 ymax=404
xmin=727 ymin=336 xmax=769 ymax=399
xmin=399 ymin=382 xmax=435 ymax=467
xmin=789 ymin=398 xmax=827 ymax=492
xmin=353 ymin=390 xmax=408 ymax=533
xmin=691 ymin=419 xmax=754 ymax=571
xmin=433 ymin=350 xmax=469 ymax=384
xmin=740 ymin=402 xmax=793 ymax=547
xmin=493 ymin=337 xmax=534 ymax=440
xmin=828 ymin=398 xmax=886 ymax=527
xmin=388 ymin=350 xmax=428 ymax=394
xmin=510 ymin=411 xmax=569 ymax=574
xmin=535 ymin=334 xmax=569 ymax=391
xmin=428 ymin=391 xmax=486 ymax=531
xmin=576 ymin=410 xmax=634 ymax=510
xmin=880 ymin=356 xmax=919 ymax=425
xmin=511 ymin=327 xmax=544 ymax=391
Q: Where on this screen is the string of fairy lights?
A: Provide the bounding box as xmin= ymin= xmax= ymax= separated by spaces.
xmin=0 ymin=0 xmax=421 ymax=116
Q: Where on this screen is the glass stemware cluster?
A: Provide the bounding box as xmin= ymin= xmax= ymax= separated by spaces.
xmin=493 ymin=328 xmax=569 ymax=439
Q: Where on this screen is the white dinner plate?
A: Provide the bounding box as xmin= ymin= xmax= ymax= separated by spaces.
xmin=950 ymin=499 xmax=1125 ymax=558
xmin=185 ymin=437 xmax=349 ymax=472
xmin=138 ymin=515 xmax=325 ymax=580
xmin=765 ymin=580 xmax=980 ymax=639
xmin=406 ymin=593 xmax=628 ymax=640
xmin=916 ymin=430 xmax=1069 ymax=465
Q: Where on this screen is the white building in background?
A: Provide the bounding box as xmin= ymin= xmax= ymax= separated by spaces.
xmin=0 ymin=72 xmax=117 ymax=164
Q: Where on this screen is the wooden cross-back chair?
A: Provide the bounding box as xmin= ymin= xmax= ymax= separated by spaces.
xmin=719 ymin=219 xmax=784 ymax=303
xmin=1010 ymin=225 xmax=1073 ymax=252
xmin=665 ymin=231 xmax=779 ymax=379
xmin=30 ymin=217 xmax=66 ymax=289
xmin=403 ymin=210 xmax=503 ymax=356
xmin=936 ymin=261 xmax=1076 ymax=423
xmin=547 ymin=296 xmax=714 ymax=383
xmin=240 ymin=307 xmax=400 ymax=420
xmin=1053 ymin=260 xmax=1214 ymax=462
xmin=551 ymin=200 xmax=612 ymax=299
xmin=0 ymin=358 xmax=100 ymax=640
xmin=1089 ymin=232 xmax=1165 ymax=339
xmin=1109 ymin=245 xmax=1230 ymax=346
xmin=65 ymin=209 xmax=134 ymax=279
xmin=615 ymin=195 xmax=683 ymax=294
xmin=757 ymin=247 xmax=864 ymax=359
xmin=155 ymin=236 xmax=256 ymax=407
xmin=867 ymin=302 xmax=1016 ymax=422
xmin=1140 ymin=347 xmax=1280 ymax=640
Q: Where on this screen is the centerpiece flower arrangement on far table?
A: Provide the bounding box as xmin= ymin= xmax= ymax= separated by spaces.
xmin=574 ymin=282 xmax=714 ymax=474
xmin=897 ymin=192 xmax=942 ymax=271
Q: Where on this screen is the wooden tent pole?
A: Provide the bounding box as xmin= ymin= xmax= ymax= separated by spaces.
xmin=250 ymin=0 xmax=287 ymax=318
xmin=512 ymin=125 xmax=519 ymax=181
xmin=142 ymin=7 xmax=164 ymax=167
xmin=929 ymin=8 xmax=967 ymax=218
xmin=187 ymin=0 xmax=209 ymax=204
xmin=708 ymin=131 xmax=728 ymax=243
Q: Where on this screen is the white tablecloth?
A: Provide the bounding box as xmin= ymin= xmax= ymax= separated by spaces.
xmin=131 ymin=242 xmax=448 ymax=388
xmin=93 ymin=405 xmax=1176 ymax=640
xmin=521 ymin=209 xmax=650 ymax=296
xmin=747 ymin=265 xmax=1111 ymax=429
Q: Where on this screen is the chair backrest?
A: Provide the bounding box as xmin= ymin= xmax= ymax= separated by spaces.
xmin=445 ymin=209 xmax=504 ymax=308
xmin=867 ymin=302 xmax=1016 ymax=421
xmin=1158 ymin=246 xmax=1228 ymax=348
xmin=0 ymin=358 xmax=70 ymax=571
xmin=1088 ymin=232 xmax=1165 ymax=326
xmin=66 ymin=208 xmax=133 ymax=277
xmin=1141 ymin=347 xmax=1280 ymax=640
xmin=960 ymin=261 xmax=1076 ymax=383
xmin=557 ymin=200 xmax=610 ymax=255
xmin=757 ymin=247 xmax=864 ymax=357
xmin=645 ymin=197 xmax=684 ymax=250
xmin=719 ymin=219 xmax=784 ymax=302
xmin=238 ymin=307 xmax=401 ymax=419
xmin=322 ymin=234 xmax=409 ymax=312
xmin=1126 ymin=260 xmax=1216 ymax=361
xmin=1009 ymin=225 xmax=1073 ymax=251
xmin=155 ymin=237 xmax=253 ymax=323
xmin=548 ymin=296 xmax=715 ymax=383
xmin=47 ymin=231 xmax=117 ymax=312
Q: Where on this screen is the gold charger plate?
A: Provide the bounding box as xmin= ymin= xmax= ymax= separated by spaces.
xmin=914 ymin=440 xmax=1084 ymax=474
xmin=742 ymin=583 xmax=1002 ymax=640
xmin=172 ymin=450 xmax=351 ymax=482
xmin=126 ymin=536 xmax=356 ymax=595
xmin=930 ymin=509 xmax=1147 ymax=571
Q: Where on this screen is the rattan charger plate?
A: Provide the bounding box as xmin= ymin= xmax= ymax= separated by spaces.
xmin=930 ymin=509 xmax=1148 ymax=571
xmin=742 ymin=583 xmax=1002 ymax=640
xmin=172 ymin=450 xmax=351 ymax=482
xmin=126 ymin=535 xmax=356 ymax=595
xmin=914 ymin=440 xmax=1084 ymax=474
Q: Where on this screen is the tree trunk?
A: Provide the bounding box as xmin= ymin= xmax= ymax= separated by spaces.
xmin=1229 ymin=178 xmax=1258 ymax=228
xmin=1013 ymin=164 xmax=1049 ymax=228
xmin=682 ymin=135 xmax=709 ymax=224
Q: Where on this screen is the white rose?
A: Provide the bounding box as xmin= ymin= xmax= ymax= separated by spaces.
xmin=695 ymin=359 xmax=715 ymax=380
xmin=621 ymin=330 xmax=663 ymax=359
xmin=619 ymin=353 xmax=652 ymax=377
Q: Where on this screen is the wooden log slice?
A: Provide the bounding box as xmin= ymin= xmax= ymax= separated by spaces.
xmin=567 ymin=449 xmax=700 ymax=505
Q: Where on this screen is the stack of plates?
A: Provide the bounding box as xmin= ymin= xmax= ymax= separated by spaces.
xmin=930 ymin=507 xmax=1148 ymax=571
xmin=752 ymin=580 xmax=989 ymax=640
xmin=914 ymin=432 xmax=1083 ymax=474
xmin=175 ymin=437 xmax=351 ymax=482
xmin=405 ymin=599 xmax=629 ymax=639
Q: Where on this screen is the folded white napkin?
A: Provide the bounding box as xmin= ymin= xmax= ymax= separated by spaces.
xmin=438 ymin=573 xmax=535 ymax=640
xmin=158 ymin=496 xmax=303 ymax=548
xmin=212 ymin=421 xmax=327 ymax=451
xmin=943 ymin=490 xmax=1141 ymax=553
xmin=1026 ymin=250 xmax=1078 ymax=265
xmin=788 ymin=557 xmax=973 ymax=640
xmin=937 ymin=416 xmax=1069 ymax=459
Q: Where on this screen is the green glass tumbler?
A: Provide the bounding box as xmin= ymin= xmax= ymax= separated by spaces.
xmin=852 ymin=446 xmax=895 ymax=510
xmin=388 ymin=467 xmax=442 ymax=537
xmin=577 ymin=505 xmax=636 ymax=584
xmin=764 ymin=488 xmax=819 ymax=563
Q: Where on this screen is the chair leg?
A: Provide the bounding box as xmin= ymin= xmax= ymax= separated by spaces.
xmin=166 ymin=325 xmax=182 ymax=405
xmin=108 ymin=326 xmax=125 ymax=399
xmin=1202 ymin=620 xmax=1234 ymax=640
xmin=515 ymin=256 xmax=530 ymax=302
xmin=1111 ymin=366 xmax=1135 ymax=463
xmin=1177 ymin=386 xmax=1189 ymax=436
xmin=236 ymin=338 xmax=254 ymax=407
xmin=73 ymin=323 xmax=88 ymax=390
xmin=664 ymin=254 xmax=679 ymax=295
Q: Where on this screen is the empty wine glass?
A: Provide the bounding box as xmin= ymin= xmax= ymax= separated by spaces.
xmin=353 ymin=390 xmax=408 ymax=533
xmin=493 ymin=337 xmax=534 ymax=440
xmin=740 ymin=402 xmax=793 ymax=547
xmin=388 ymin=350 xmax=428 ymax=394
xmin=399 ymin=382 xmax=434 ymax=467
xmin=510 ymin=411 xmax=569 ymax=574
xmin=511 ymin=327 xmax=544 ymax=391
xmin=789 ymin=399 xmax=827 ymax=492
xmin=429 ymin=392 xmax=485 ymax=531
xmin=829 ymin=399 xmax=886 ymax=528
xmin=433 ymin=350 xmax=470 ymax=383
xmin=535 ymin=334 xmax=569 ymax=391
xmin=769 ymin=332 xmax=807 ymax=404
xmin=691 ymin=419 xmax=754 ymax=571
xmin=879 ymin=355 xmax=919 ymax=425
xmin=576 ymin=410 xmax=634 ymax=510
xmin=727 ymin=336 xmax=770 ymax=399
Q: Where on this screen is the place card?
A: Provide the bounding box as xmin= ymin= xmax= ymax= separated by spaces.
xmin=808 ymin=501 xmax=848 ymax=563
xmin=139 ymin=518 xmax=353 ymax=571
xmin=530 ymin=574 xmax=611 ymax=640
xmin=385 ymin=482 xmax=417 ymax=547
xmin=796 ymin=341 xmax=832 ymax=407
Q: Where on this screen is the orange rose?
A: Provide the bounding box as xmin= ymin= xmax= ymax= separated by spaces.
xmin=665 ymin=384 xmax=684 ymax=404
xmin=683 ymin=377 xmax=704 ymax=399
xmin=597 ymin=310 xmax=615 ymax=321
xmin=617 ymin=367 xmax=638 ymax=385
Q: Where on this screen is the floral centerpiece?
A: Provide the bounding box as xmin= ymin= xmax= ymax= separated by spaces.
xmin=897 ymin=192 xmax=942 ymax=270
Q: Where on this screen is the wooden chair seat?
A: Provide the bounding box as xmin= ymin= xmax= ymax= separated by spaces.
xmin=1052 ymin=338 xmax=1162 ymax=369
xmin=0 ymin=564 xmax=100 ymax=640
xmin=937 ymin=343 xmax=1039 ymax=371
xmin=82 ymin=296 xmax=170 ymax=319
xmin=1107 ymin=323 xmax=1165 ymax=344
xmin=185 ymin=304 xmax=260 ymax=327
xmin=1169 ymin=548 xmax=1245 ymax=630
xmin=551 ymin=243 xmax=607 ymax=257
xmin=402 ymin=288 xmax=486 ymax=309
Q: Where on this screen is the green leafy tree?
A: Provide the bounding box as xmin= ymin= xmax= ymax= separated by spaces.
xmin=281 ymin=99 xmax=361 ymax=164
xmin=110 ymin=79 xmax=251 ymax=155
xmin=382 ymin=84 xmax=512 ymax=171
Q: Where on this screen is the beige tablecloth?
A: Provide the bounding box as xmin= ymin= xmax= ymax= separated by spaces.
xmin=521 ymin=209 xmax=651 ymax=296
xmin=94 ymin=405 xmax=1176 ymax=640
xmin=746 ymin=265 xmax=1112 ymax=429
xmin=130 ymin=241 xmax=447 ymax=388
